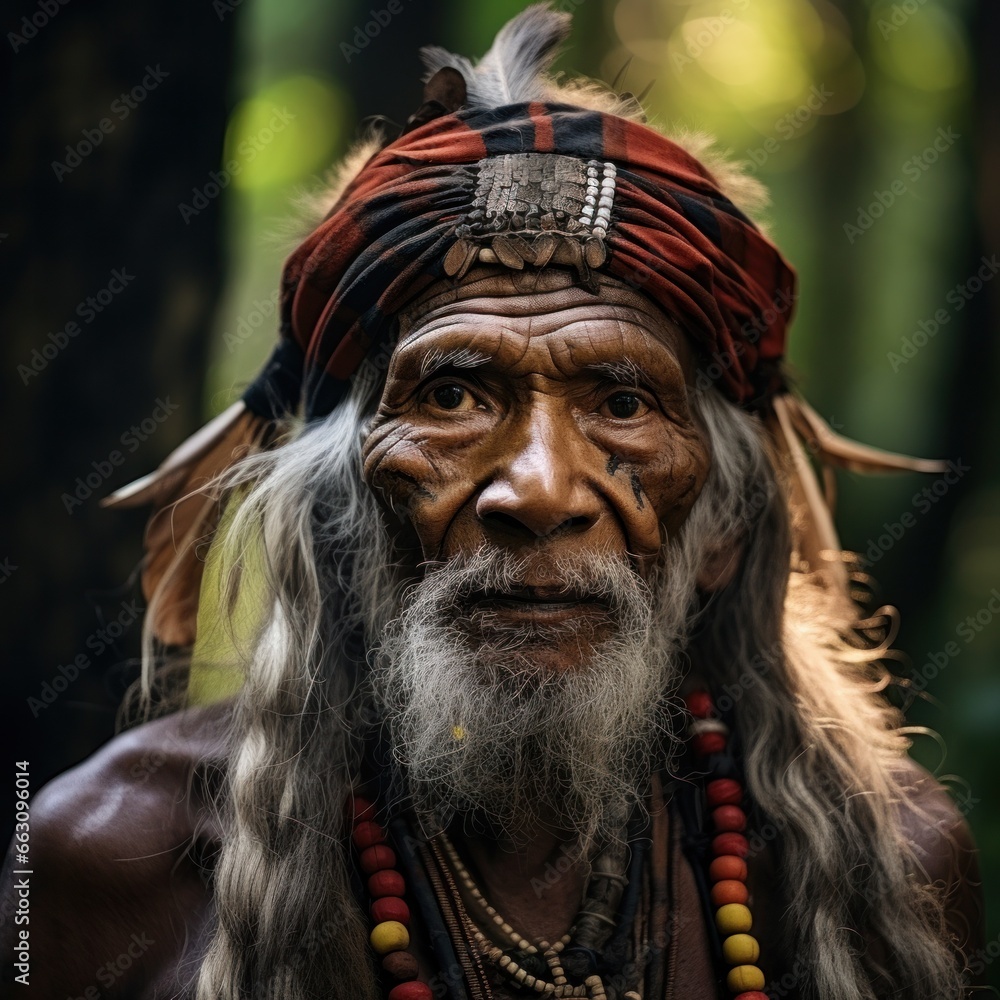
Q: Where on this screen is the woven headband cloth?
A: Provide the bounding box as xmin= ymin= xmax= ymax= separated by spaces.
xmin=106 ymin=100 xmax=943 ymax=650
xmin=243 ymin=101 xmax=798 ymax=421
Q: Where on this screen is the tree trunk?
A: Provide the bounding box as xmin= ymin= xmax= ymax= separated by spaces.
xmin=0 ymin=0 xmax=237 ymax=800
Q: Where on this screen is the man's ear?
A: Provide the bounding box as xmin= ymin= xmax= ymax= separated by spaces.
xmin=696 ymin=536 xmax=744 ymax=592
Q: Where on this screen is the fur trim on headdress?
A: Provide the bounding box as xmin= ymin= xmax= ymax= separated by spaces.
xmin=300 ymin=6 xmax=769 ymax=235
xmin=107 ymin=2 xmax=941 ymax=650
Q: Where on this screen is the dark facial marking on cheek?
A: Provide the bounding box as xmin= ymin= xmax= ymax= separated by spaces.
xmin=629 ymin=469 xmax=645 ymax=510
xmin=606 ymin=453 xmax=621 ymax=476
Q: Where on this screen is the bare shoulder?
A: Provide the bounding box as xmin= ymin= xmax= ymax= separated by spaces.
xmin=29 ymin=701 xmax=229 ymax=849
xmin=892 ymin=755 xmax=985 ymax=970
xmin=891 ymin=756 xmax=980 ymax=884
xmin=2 ymin=702 xmax=230 ymax=997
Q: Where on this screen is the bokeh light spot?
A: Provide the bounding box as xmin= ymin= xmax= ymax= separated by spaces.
xmin=869 ymin=4 xmax=968 ymax=92
xmin=224 ymin=75 xmax=345 ymax=191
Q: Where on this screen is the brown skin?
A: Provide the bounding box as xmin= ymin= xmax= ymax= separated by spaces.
xmin=3 ymin=712 xmax=983 ymax=997
xmin=362 ymin=269 xmax=713 ymax=670
xmin=363 ymin=269 xmax=710 ymax=566
xmin=0 ymin=705 xmax=226 ymax=998
xmin=362 ymin=267 xmax=984 ymax=984
xmin=1 ymin=270 xmax=985 ymax=996
xmin=363 ymin=268 xmax=714 ymax=943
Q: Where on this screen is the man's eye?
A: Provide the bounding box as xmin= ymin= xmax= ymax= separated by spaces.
xmin=430 ymin=384 xmax=470 ymax=410
xmin=604 ymin=392 xmax=647 ymax=419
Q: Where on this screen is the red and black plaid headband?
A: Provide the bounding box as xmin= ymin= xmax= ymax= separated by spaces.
xmin=243 ymin=102 xmax=797 ymax=420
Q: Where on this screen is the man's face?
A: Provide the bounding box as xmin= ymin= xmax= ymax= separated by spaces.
xmin=362 ymin=267 xmax=711 ymax=670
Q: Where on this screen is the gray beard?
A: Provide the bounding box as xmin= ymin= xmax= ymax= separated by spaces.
xmin=372 ymin=543 xmax=704 ymax=852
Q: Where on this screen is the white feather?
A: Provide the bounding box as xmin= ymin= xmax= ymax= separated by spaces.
xmin=420 ymin=3 xmax=571 ymax=109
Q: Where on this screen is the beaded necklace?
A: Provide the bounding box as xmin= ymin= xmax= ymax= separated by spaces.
xmin=437 ymin=828 xmax=590 ymax=998
xmin=348 ymin=688 xmax=768 ymax=1000
xmin=684 ymin=690 xmax=768 ymax=1000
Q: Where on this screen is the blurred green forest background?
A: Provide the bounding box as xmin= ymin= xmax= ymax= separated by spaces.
xmin=2 ymin=0 xmax=997 ymax=979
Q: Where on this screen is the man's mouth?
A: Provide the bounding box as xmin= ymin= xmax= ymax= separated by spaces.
xmin=459 ymin=587 xmax=613 ymax=625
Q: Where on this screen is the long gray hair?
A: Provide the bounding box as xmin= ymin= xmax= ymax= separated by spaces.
xmin=185 ymin=366 xmax=965 ymax=999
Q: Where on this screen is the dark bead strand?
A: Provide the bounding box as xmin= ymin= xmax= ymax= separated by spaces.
xmin=348 ymin=796 xmax=432 ymax=1000
xmin=685 ymin=692 xmax=768 ymax=1000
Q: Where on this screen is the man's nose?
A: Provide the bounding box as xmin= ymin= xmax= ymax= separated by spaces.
xmin=475 ymin=417 xmax=603 ymax=540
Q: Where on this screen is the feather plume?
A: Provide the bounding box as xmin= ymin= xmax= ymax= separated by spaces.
xmin=781 ymin=394 xmax=947 ymax=475
xmin=103 ymin=402 xmax=275 ymax=647
xmin=421 ymin=3 xmax=571 ymax=108
xmin=420 ymin=6 xmax=775 ymax=226
xmin=766 ymin=392 xmax=947 ymax=611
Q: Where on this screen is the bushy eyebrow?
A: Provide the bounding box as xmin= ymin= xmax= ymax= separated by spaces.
xmin=584 ymin=359 xmax=645 ymax=386
xmin=419 ymin=346 xmax=493 ymax=378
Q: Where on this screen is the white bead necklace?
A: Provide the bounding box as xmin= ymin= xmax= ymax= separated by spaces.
xmin=437 ymin=831 xmax=615 ymax=1000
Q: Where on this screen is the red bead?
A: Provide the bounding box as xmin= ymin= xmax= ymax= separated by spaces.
xmin=693 ymin=732 xmax=727 ymax=756
xmin=733 ymin=994 xmax=769 ymax=1000
xmin=709 ymin=855 xmax=748 ymax=882
xmin=685 ymin=690 xmax=714 ymax=718
xmin=706 ymin=778 xmax=742 ymax=807
xmin=352 ymin=821 xmax=386 ymax=850
xmin=369 ymin=869 xmax=406 ymax=898
xmin=350 ymin=796 xmax=376 ymax=823
xmin=710 ymin=879 xmax=749 ymax=905
xmin=713 ymin=832 xmax=749 ymax=858
xmin=388 ymin=983 xmax=433 ymax=1000
xmin=372 ymin=896 xmax=411 ymax=925
xmin=382 ymin=951 xmax=420 ymax=980
xmin=713 ymin=805 xmax=747 ymax=832
xmin=359 ymin=844 xmax=397 ymax=874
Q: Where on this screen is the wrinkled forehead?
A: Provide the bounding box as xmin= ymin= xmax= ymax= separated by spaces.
xmin=395 ymin=266 xmax=697 ymax=381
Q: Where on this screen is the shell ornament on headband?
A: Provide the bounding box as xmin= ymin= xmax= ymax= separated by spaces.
xmin=104 ymin=3 xmax=944 ymax=649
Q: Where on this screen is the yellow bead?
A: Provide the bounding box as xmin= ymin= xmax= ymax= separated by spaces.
xmin=715 ymin=903 xmax=752 ymax=935
xmin=370 ymin=920 xmax=409 ymax=954
xmin=726 ymin=965 xmax=765 ymax=992
xmin=452 ymin=725 xmax=466 ymax=740
xmin=722 ymin=933 xmax=760 ymax=965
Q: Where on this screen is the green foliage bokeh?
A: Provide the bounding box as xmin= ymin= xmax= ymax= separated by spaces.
xmin=205 ymin=0 xmax=998 ymax=965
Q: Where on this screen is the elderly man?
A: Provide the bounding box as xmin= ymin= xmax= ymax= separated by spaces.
xmin=2 ymin=6 xmax=983 ymax=999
